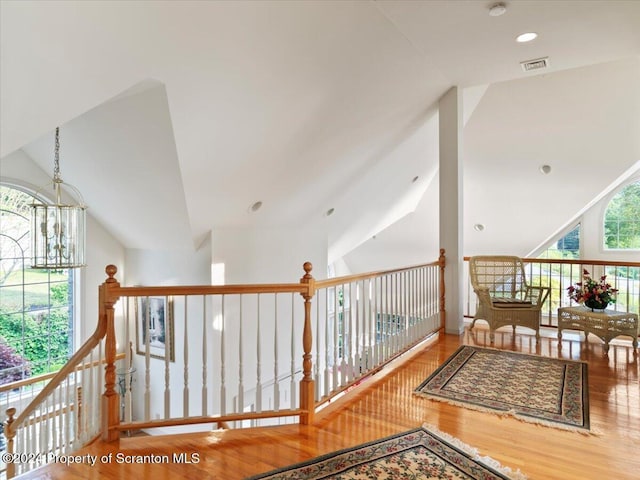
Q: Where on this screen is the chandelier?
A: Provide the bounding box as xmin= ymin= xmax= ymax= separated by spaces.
xmin=31 ymin=127 xmax=87 ymax=269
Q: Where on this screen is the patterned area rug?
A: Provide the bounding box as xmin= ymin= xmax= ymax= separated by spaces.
xmin=415 ymin=346 xmax=589 ymax=431
xmin=246 ymin=426 xmax=526 ymax=480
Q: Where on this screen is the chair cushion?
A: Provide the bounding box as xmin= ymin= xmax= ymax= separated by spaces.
xmin=492 ymin=297 xmax=533 ymax=308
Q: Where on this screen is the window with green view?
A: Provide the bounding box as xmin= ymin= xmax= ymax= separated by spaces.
xmin=604 ymin=180 xmax=640 ymax=250
xmin=0 ymin=185 xmax=75 ymax=386
xmin=538 ymin=224 xmax=580 ymax=259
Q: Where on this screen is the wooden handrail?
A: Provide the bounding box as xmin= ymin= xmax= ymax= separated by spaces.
xmin=316 ymin=260 xmax=441 ymax=289
xmin=111 ymin=283 xmax=308 ymax=297
xmin=3 ymin=284 xmax=115 ymax=479
xmin=0 ymin=353 xmax=126 ymax=394
xmin=116 ymin=410 xmax=306 ymax=432
xmin=464 ymin=256 xmax=640 ymax=268
xmin=5 ymin=302 xmax=109 ymax=438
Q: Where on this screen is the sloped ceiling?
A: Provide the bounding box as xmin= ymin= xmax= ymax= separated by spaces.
xmin=1 ymin=1 xmax=639 ymax=268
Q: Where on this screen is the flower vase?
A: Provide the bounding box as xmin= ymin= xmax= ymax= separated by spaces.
xmin=584 ymin=298 xmax=608 ymax=311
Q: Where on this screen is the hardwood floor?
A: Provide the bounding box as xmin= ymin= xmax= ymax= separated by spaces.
xmin=18 ymin=325 xmax=640 ymax=479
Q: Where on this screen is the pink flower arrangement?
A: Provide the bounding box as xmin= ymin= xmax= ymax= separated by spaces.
xmin=567 ymin=269 xmax=618 ymax=306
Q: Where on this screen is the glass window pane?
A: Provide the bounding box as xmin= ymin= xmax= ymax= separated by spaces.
xmin=0 ymin=185 xmax=75 ymax=385
xmin=604 ymin=181 xmax=640 ymax=250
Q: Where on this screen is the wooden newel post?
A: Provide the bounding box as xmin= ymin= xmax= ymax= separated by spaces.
xmin=439 ymin=249 xmax=446 ymax=331
xmin=5 ymin=407 xmax=16 ymax=479
xmin=101 ymin=265 xmax=121 ymax=441
xmin=299 ymin=262 xmax=316 ymax=425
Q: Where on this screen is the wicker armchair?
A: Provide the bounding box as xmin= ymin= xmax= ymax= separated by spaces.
xmin=469 ymin=256 xmax=550 ymax=342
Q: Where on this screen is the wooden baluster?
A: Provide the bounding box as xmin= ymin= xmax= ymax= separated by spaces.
xmin=299 ymin=262 xmax=315 ymax=425
xmin=219 ymin=296 xmax=225 ymax=416
xmin=324 ymin=289 xmax=330 ymax=398
xmin=397 ymin=272 xmax=402 ymax=348
xmin=388 ymin=275 xmax=392 ymax=358
xmin=401 ymin=272 xmax=405 ymax=349
xmin=290 ymin=294 xmax=296 ymax=409
xmin=412 ymin=269 xmax=417 ymax=338
xmin=348 ymin=283 xmax=355 ymax=381
xmin=57 ymin=383 xmax=63 ymax=453
xmin=202 ymin=296 xmax=208 ymax=417
xmin=238 ymin=295 xmax=244 ymax=423
xmin=44 ymin=389 xmax=52 ymax=457
xmin=365 ymin=279 xmax=371 ymax=372
xmin=164 ymin=296 xmax=171 ymax=419
xmin=125 ymin=341 xmax=133 ymax=423
xmin=439 ymin=248 xmax=446 ymax=331
xmin=144 ymin=296 xmax=151 ymax=421
xmin=85 ymin=350 xmax=92 ymax=438
xmin=183 ymin=297 xmax=189 ymax=418
xmin=123 ymin=302 xmax=132 ymax=424
xmin=355 ymin=281 xmax=361 ymax=379
xmin=384 ymin=274 xmax=389 ymax=361
xmin=274 ymin=294 xmax=280 ymax=411
xmin=314 ymin=293 xmax=320 ymax=400
xmin=64 ymin=376 xmax=71 ymax=452
xmin=333 ymin=287 xmax=340 ymax=390
xmin=372 ymin=277 xmax=378 ymax=367
xmin=76 ymin=386 xmax=83 ymax=437
xmin=340 ymin=283 xmax=347 ymax=386
xmin=394 ymin=273 xmax=399 ymax=355
xmin=39 ymin=393 xmax=46 ymax=460
xmin=256 ymin=294 xmax=262 ymax=414
xmin=5 ymin=407 xmax=16 ymax=479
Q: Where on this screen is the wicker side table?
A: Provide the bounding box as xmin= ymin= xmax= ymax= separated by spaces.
xmin=557 ymin=306 xmax=639 ymax=353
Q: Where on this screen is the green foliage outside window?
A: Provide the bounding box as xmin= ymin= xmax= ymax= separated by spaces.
xmin=604 ymin=181 xmax=640 ymax=249
xmin=0 ymin=185 xmax=74 ymax=385
xmin=0 ymin=283 xmax=72 ymax=379
xmin=538 ymin=224 xmax=580 ymax=260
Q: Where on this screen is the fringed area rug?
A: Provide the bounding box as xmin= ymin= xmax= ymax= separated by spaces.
xmin=246 ymin=425 xmax=526 ymax=480
xmin=414 ymin=345 xmax=590 ymax=432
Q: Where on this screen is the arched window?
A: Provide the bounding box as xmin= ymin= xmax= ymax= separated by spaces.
xmin=603 ymin=180 xmax=640 ymax=250
xmin=0 ymin=185 xmax=75 ymax=385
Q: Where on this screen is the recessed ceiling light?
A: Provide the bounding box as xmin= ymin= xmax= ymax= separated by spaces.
xmin=473 ymin=224 xmax=485 ymax=232
xmin=516 ymin=32 xmax=538 ymax=43
xmin=249 ymin=201 xmax=263 ymax=212
xmin=488 ymin=3 xmax=507 ymax=17
xmin=539 ymin=165 xmax=552 ymax=175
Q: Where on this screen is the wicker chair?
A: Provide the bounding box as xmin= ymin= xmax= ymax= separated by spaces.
xmin=469 ymin=256 xmax=550 ymax=342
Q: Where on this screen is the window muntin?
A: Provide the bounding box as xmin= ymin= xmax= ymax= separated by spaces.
xmin=0 ymin=185 xmax=75 ymax=385
xmin=604 ymin=181 xmax=640 ymax=250
xmin=538 ymin=224 xmax=580 ymax=259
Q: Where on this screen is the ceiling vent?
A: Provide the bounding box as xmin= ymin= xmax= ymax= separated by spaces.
xmin=520 ymin=57 xmax=549 ymax=72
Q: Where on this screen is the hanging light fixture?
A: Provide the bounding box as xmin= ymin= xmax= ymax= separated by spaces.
xmin=31 ymin=127 xmax=87 ymax=269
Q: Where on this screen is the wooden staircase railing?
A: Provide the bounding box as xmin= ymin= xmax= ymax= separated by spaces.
xmin=3 ymin=253 xmax=447 ymax=478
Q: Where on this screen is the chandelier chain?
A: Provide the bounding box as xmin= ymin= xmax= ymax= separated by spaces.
xmin=53 ymin=127 xmax=61 ymax=182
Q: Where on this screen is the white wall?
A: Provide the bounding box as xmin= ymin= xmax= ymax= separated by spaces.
xmin=212 ymin=226 xmax=328 ymax=283
xmin=342 ymin=173 xmax=440 ymax=273
xmin=123 ymin=240 xmax=212 ymax=422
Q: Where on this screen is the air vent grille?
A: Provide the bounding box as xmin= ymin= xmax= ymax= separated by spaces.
xmin=520 ymin=57 xmax=549 ymax=72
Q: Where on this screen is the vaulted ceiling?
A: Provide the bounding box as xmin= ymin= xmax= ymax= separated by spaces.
xmin=1 ymin=1 xmax=639 ymax=271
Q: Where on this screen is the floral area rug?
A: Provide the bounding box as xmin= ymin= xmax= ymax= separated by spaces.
xmin=246 ymin=425 xmax=526 ymax=480
xmin=414 ymin=345 xmax=590 ymax=432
